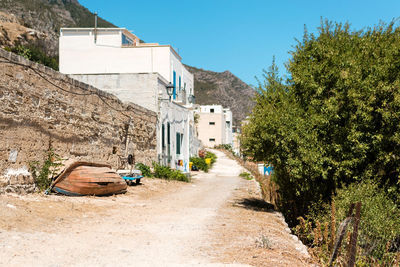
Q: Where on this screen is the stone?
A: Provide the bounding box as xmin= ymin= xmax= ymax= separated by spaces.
xmin=8 ymin=149 xmax=18 ymax=163
xmin=0 ymin=48 xmax=157 ymax=194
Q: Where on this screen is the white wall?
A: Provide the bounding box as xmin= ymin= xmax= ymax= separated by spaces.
xmin=199 ymin=105 xmax=224 ymax=113
xmin=195 ymin=105 xmax=234 ymax=147
xmin=223 ymin=109 xmax=233 ymax=146
xmin=60 ymin=29 xmax=195 ymax=171
xmin=197 ymin=112 xmax=225 ymax=147
xmin=159 ymin=101 xmax=191 ymax=172
xmin=59 ymin=28 xmax=194 ymax=106
xmin=70 ymin=73 xmax=160 ymax=112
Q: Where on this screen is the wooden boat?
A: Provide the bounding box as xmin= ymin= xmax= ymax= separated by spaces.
xmin=51 ymin=162 xmax=127 ymax=196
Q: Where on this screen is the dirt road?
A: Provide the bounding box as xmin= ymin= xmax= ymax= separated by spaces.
xmin=0 ymin=150 xmax=312 ymax=266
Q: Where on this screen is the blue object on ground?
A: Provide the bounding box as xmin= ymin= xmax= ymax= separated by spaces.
xmin=122 ymin=175 xmax=143 ymax=181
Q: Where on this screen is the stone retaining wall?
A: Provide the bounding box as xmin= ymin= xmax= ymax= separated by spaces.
xmin=0 ymin=48 xmax=157 ymax=193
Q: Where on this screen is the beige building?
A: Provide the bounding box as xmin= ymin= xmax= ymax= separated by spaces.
xmin=196 ymin=105 xmax=233 ymax=148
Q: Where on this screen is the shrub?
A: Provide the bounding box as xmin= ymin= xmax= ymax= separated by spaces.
xmin=190 ymin=157 xmax=209 ymax=172
xmin=205 ymin=151 xmax=217 ymax=165
xmin=135 ymin=163 xmax=152 ymax=177
xmin=6 ymin=42 xmax=59 ymax=70
xmin=152 ymin=162 xmax=189 ymax=182
xmin=191 ymin=151 xmax=217 ymax=172
xmin=295 ymin=180 xmax=400 ymax=265
xmin=29 ymin=148 xmax=62 ymax=191
xmin=241 ymin=21 xmax=400 ymax=226
xmin=215 ymin=144 xmax=234 ymax=153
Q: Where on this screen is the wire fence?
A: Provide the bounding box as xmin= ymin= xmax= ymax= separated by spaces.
xmin=296 ymin=201 xmax=400 ymax=266
xmin=218 ymin=149 xmax=400 ymax=266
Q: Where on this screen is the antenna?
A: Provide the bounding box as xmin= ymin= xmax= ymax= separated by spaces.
xmin=94 ymin=12 xmax=98 ymax=44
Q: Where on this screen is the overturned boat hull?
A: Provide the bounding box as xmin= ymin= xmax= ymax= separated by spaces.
xmin=52 ymin=162 xmax=127 ymax=196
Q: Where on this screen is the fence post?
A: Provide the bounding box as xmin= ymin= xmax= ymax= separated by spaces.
xmin=347 ymin=202 xmax=362 ymax=267
xmin=328 ymin=203 xmax=355 ymax=267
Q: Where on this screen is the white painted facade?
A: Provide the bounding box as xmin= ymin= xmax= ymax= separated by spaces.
xmin=195 ymin=105 xmax=234 ymax=148
xmin=59 ymin=28 xmax=194 ymax=106
xmin=59 ymin=28 xmax=198 ymax=172
xmin=223 ymin=108 xmax=233 ymax=145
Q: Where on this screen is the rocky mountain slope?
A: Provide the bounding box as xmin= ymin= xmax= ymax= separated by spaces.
xmin=0 ymin=0 xmax=114 ymax=55
xmin=186 ymin=65 xmax=254 ymax=126
xmin=0 ymin=0 xmax=254 ymax=125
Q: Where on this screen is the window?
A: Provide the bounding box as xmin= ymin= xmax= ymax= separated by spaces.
xmin=210 ymin=108 xmax=214 ymax=113
xmin=179 ymin=76 xmax=181 ymax=91
xmin=226 ymin=121 xmax=230 ymax=127
xmin=209 ymin=138 xmax=215 ymax=142
xmin=209 ymin=122 xmax=215 ymax=125
xmin=122 ymin=34 xmax=133 ymax=45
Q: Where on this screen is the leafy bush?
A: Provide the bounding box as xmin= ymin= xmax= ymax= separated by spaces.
xmin=190 ymin=157 xmax=209 ymax=172
xmin=205 ymin=151 xmax=217 ymax=165
xmin=241 ymin=21 xmax=400 ymax=225
xmin=215 ymin=144 xmax=234 ymax=153
xmin=135 ymin=163 xmax=152 ymax=177
xmin=295 ymin=180 xmax=400 ymax=265
xmin=191 ymin=151 xmax=217 ymax=172
xmin=152 ymin=162 xmax=189 ymax=182
xmin=29 ymin=149 xmax=62 ymax=191
xmin=5 ymin=42 xmax=59 ymax=70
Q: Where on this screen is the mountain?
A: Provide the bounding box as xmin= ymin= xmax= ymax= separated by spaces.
xmin=0 ymin=0 xmax=115 ymax=55
xmin=0 ymin=0 xmax=255 ymax=125
xmin=185 ymin=65 xmax=255 ymax=126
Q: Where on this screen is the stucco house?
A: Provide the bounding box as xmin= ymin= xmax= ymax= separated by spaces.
xmin=59 ymin=27 xmax=198 ymax=172
xmin=195 ymin=105 xmax=233 ymax=148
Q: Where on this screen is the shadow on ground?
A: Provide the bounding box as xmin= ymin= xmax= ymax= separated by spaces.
xmin=234 ymin=197 xmax=275 ymax=212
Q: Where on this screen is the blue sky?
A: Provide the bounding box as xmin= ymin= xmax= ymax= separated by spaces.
xmin=79 ymin=0 xmax=400 ymax=86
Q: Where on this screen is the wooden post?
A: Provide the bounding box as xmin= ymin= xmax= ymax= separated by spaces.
xmin=328 ymin=203 xmax=355 ymax=267
xmin=347 ymin=202 xmax=362 ymax=267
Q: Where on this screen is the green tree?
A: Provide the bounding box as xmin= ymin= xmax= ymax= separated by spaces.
xmin=242 ymin=20 xmax=400 ymax=226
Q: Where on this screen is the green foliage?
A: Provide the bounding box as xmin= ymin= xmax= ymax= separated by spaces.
xmin=29 ymin=149 xmax=62 ymax=191
xmin=135 ymin=163 xmax=152 ymax=177
xmin=241 ymin=20 xmax=400 ymax=226
xmin=205 ymin=151 xmax=217 ymax=164
xmin=6 ymin=42 xmax=59 ymax=70
xmin=215 ymin=144 xmax=234 ymax=153
xmin=239 ymin=172 xmax=252 ymax=180
xmin=190 ymin=151 xmax=217 ymax=172
xmin=152 ymin=162 xmax=190 ymax=182
xmin=190 ymin=157 xmax=209 ymax=172
xmin=194 ymin=113 xmax=200 ymax=124
xmin=335 ymin=181 xmax=400 ymax=262
xmin=296 ymin=180 xmax=400 ymax=265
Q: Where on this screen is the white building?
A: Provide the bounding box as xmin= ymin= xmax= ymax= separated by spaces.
xmin=59 ymin=27 xmax=197 ymax=172
xmin=195 ymin=105 xmax=233 ymax=148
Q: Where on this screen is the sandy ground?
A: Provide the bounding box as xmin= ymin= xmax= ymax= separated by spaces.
xmin=0 ymin=150 xmax=313 ymax=267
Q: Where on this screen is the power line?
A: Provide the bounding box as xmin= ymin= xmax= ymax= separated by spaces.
xmin=0 ymin=55 xmax=131 ymax=118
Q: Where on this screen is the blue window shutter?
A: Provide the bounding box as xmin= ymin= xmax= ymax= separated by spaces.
xmin=179 ymin=76 xmax=181 ymax=91
xmin=173 ymin=71 xmax=176 ymax=100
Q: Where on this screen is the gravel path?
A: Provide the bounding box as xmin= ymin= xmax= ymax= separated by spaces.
xmin=0 ymin=149 xmax=311 ymax=266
